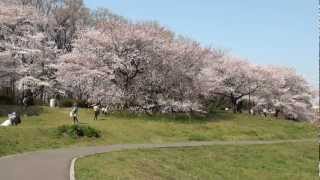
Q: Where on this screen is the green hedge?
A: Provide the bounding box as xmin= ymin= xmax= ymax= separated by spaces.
xmin=56 ymin=125 xmax=101 ymax=138
xmin=59 ymin=99 xmax=89 ymax=108
xmin=0 ymin=96 xmax=15 ymax=105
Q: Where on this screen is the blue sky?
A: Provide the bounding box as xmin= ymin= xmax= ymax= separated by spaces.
xmin=85 ymin=0 xmax=318 ymax=87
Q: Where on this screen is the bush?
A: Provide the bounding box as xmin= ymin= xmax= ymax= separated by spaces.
xmin=76 ymin=100 xmax=89 ymax=108
xmin=0 ymin=96 xmax=15 ymax=105
xmin=59 ymin=99 xmax=74 ymax=107
xmin=59 ymin=99 xmax=89 ymax=108
xmin=57 ymin=125 xmax=101 ymax=138
xmin=0 ymin=105 xmax=43 ymax=116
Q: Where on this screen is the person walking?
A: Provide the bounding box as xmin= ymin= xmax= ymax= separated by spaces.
xmin=70 ymin=103 xmax=79 ymax=124
xmin=262 ymin=108 xmax=268 ymax=117
xmin=250 ymin=108 xmax=255 ymax=115
xmin=93 ymin=104 xmax=100 ymax=120
xmin=22 ymin=96 xmax=29 ymax=110
xmin=101 ymin=105 xmax=110 ymax=116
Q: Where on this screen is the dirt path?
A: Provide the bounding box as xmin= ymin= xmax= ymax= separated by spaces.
xmin=0 ymin=139 xmax=315 ymax=180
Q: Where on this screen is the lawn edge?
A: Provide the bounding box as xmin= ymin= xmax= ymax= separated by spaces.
xmin=70 ymin=139 xmax=317 ymax=180
xmin=70 ymin=156 xmax=82 ymax=180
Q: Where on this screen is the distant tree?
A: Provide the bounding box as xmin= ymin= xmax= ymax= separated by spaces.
xmin=90 ymin=7 xmax=128 ymax=26
xmin=50 ymin=0 xmax=90 ymax=51
xmin=14 ymin=0 xmax=90 ymax=51
xmin=255 ymin=66 xmax=314 ymax=121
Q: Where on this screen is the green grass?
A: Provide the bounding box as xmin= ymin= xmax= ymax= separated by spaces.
xmin=0 ymin=105 xmax=317 ymax=157
xmin=76 ymin=142 xmax=318 ymax=180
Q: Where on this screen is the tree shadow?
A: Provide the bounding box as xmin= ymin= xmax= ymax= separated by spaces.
xmin=208 ymin=110 xmax=237 ymax=122
xmin=0 ymin=105 xmax=44 ymax=117
xmin=105 ymin=110 xmax=236 ymax=124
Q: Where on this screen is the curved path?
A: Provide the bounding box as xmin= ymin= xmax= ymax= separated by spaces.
xmin=0 ymin=139 xmax=315 ymax=180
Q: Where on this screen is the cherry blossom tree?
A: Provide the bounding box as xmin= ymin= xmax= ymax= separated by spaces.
xmin=201 ymin=55 xmax=266 ymax=113
xmin=0 ymin=0 xmax=314 ymax=121
xmin=57 ymin=19 xmax=213 ymax=113
xmin=254 ymin=66 xmax=314 ymax=121
xmin=0 ymin=1 xmax=59 ymax=102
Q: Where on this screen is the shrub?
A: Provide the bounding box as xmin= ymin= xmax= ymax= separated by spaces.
xmin=59 ymin=99 xmax=89 ymax=108
xmin=57 ymin=125 xmax=101 ymax=138
xmin=0 ymin=105 xmax=43 ymax=116
xmin=76 ymin=100 xmax=89 ymax=108
xmin=59 ymin=99 xmax=74 ymax=107
xmin=0 ymin=96 xmax=15 ymax=105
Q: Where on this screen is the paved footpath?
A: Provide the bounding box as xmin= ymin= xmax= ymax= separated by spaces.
xmin=0 ymin=139 xmax=315 ymax=180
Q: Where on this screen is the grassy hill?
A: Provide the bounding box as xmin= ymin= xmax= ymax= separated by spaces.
xmin=0 ymin=106 xmax=317 ymax=157
xmin=76 ymin=142 xmax=317 ymax=180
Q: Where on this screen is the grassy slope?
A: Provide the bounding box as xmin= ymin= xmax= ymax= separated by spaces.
xmin=76 ymin=142 xmax=317 ymax=180
xmin=0 ymin=106 xmax=317 ymax=157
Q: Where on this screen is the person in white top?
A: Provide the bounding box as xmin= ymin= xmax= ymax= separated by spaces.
xmin=93 ymin=104 xmax=100 ymax=120
xmin=250 ymin=109 xmax=254 ymax=115
xmin=101 ymin=106 xmax=108 ymax=116
xmin=262 ymin=108 xmax=268 ymax=117
xmin=70 ymin=103 xmax=79 ymax=124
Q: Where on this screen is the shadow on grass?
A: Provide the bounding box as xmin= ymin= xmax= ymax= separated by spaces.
xmin=209 ymin=110 xmax=237 ymax=122
xmin=0 ymin=105 xmax=44 ymax=117
xmin=102 ymin=110 xmax=237 ymax=124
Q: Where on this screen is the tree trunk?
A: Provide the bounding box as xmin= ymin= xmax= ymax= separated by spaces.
xmin=275 ymin=109 xmax=280 ymax=118
xmin=231 ymin=96 xmax=237 ymax=113
xmin=237 ymin=100 xmax=243 ymax=113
